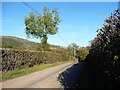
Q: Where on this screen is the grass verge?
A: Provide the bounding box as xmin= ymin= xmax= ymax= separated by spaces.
xmin=1 ymin=60 xmax=72 ymax=82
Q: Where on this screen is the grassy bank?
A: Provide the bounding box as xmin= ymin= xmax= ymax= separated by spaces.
xmin=1 ymin=60 xmax=73 ymax=81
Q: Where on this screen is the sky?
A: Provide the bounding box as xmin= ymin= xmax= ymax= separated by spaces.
xmin=1 ymin=2 xmax=118 ymax=47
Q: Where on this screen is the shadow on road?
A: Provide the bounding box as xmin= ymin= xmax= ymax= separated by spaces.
xmin=58 ymin=62 xmax=84 ymax=89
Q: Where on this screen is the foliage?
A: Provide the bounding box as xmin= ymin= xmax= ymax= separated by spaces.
xmin=2 ymin=49 xmax=71 ymax=72
xmin=36 ymin=43 xmax=50 ymax=51
xmin=86 ymin=9 xmax=120 ymax=87
xmin=67 ymin=43 xmax=79 ymax=57
xmin=24 ymin=6 xmax=61 ymax=48
xmin=76 ymin=46 xmax=90 ymax=61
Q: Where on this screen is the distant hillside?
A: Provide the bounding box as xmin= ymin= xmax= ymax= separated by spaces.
xmin=0 ymin=36 xmax=39 ymax=50
xmin=0 ymin=36 xmax=65 ymax=51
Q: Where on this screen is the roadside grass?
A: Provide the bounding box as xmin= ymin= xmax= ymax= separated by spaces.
xmin=1 ymin=60 xmax=73 ymax=82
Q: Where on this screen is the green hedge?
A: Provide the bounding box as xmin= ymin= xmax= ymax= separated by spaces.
xmin=1 ymin=49 xmax=70 ymax=72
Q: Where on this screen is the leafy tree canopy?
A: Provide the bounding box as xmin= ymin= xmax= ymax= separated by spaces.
xmin=24 ymin=6 xmax=61 ymax=49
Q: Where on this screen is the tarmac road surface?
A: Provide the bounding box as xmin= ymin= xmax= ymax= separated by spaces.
xmin=2 ymin=62 xmax=75 ymax=88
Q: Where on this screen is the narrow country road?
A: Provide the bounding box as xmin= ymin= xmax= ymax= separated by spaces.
xmin=2 ymin=62 xmax=76 ymax=88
